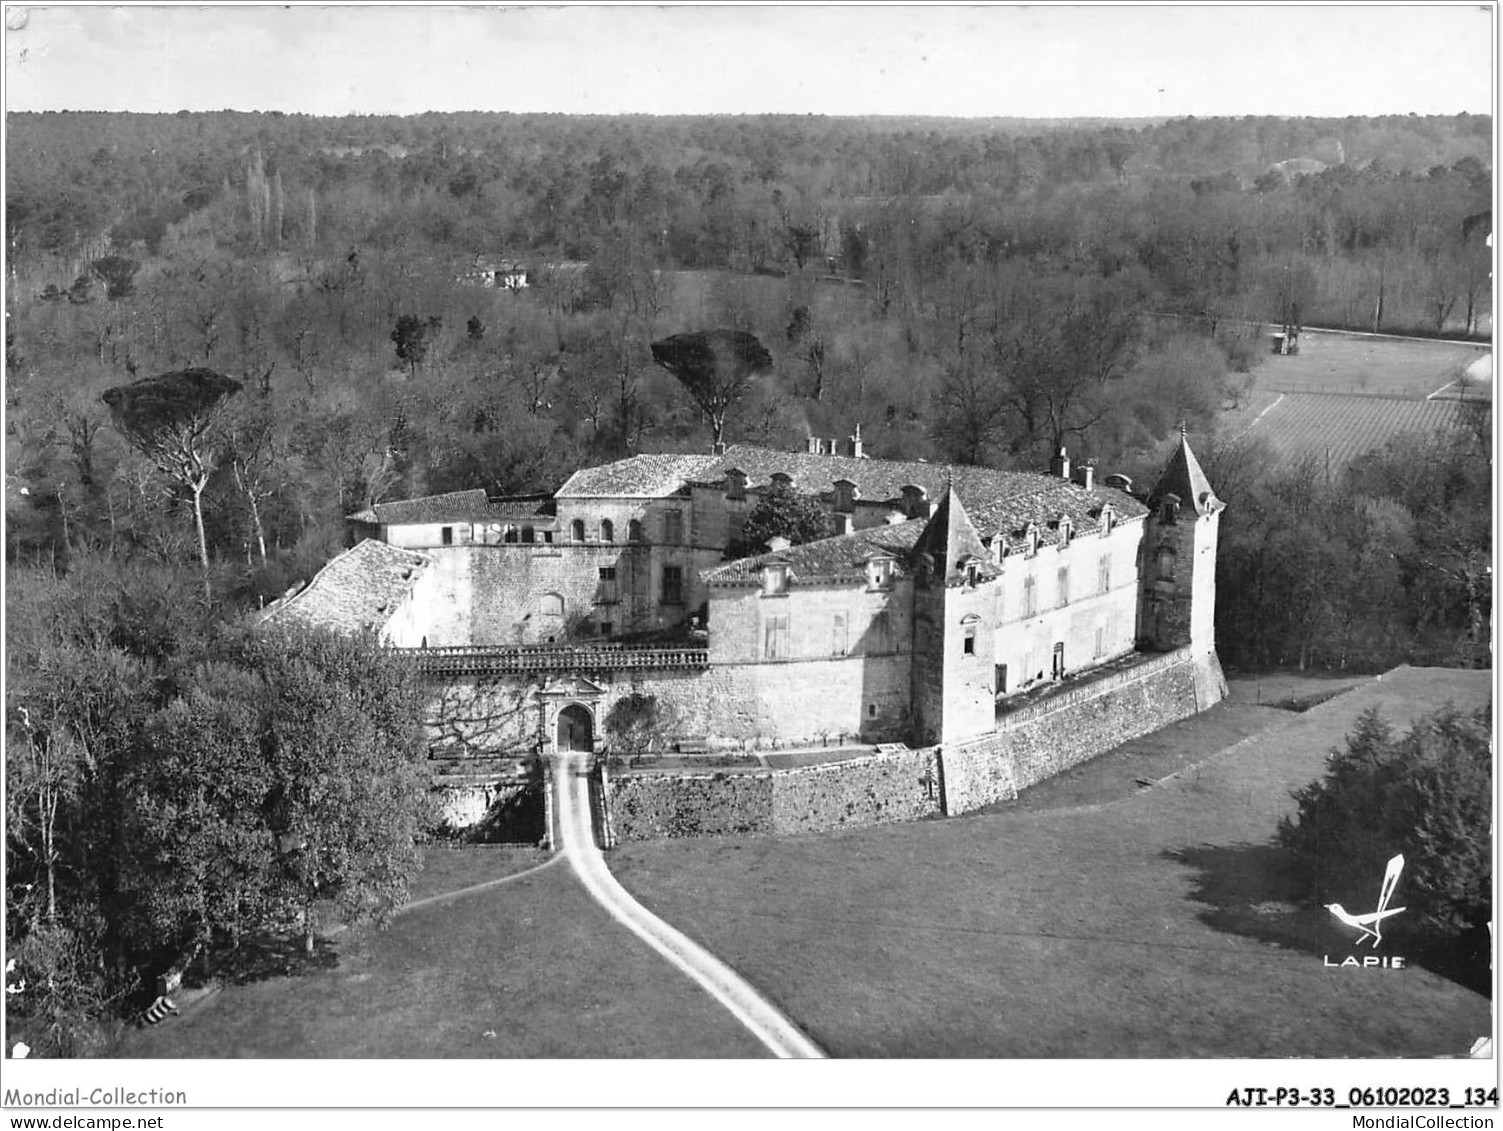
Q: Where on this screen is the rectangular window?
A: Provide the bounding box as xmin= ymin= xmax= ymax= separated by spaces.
xmin=871 ymin=610 xmax=892 ymax=653
xmin=661 ymin=565 xmax=684 ymax=605
xmin=601 ymin=621 xmax=613 ymax=638
xmin=831 ymin=612 xmax=848 ymax=656
xmin=995 ymin=663 xmax=1008 ymax=696
xmin=1098 ymin=554 xmax=1111 ymax=595
xmin=598 ymin=567 xmax=618 ymax=604
xmin=963 ymin=629 xmax=976 ymax=655
xmin=663 ymin=510 xmax=684 ymax=544
xmin=441 ymin=526 xmax=454 ymax=546
xmin=1023 ymin=575 xmax=1038 ymax=618
xmin=1095 ymin=625 xmax=1106 ymax=659
xmin=1057 ymin=566 xmax=1070 ymax=607
xmin=763 ymin=613 xmax=790 ymax=660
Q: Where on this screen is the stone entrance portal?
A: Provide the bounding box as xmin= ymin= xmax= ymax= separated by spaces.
xmin=557 ymin=703 xmax=594 ymax=753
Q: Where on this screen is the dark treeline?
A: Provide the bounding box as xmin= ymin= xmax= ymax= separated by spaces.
xmin=1205 ymin=408 xmax=1491 ymax=673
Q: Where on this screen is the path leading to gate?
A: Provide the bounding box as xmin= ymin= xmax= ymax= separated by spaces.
xmin=551 ymin=750 xmax=826 ymax=1059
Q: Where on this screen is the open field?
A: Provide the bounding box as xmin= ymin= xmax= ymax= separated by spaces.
xmin=1258 ymin=331 xmax=1490 ymax=399
xmin=120 ymin=846 xmax=766 ymax=1058
xmin=1216 ymin=331 xmax=1490 ymax=475
xmin=609 ymin=667 xmax=1492 ymax=1057
xmin=1242 ymin=392 xmax=1481 ymax=474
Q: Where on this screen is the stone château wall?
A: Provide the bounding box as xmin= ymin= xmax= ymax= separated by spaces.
xmin=607 ymin=745 xmax=943 ymax=842
xmin=601 ymin=646 xmax=1223 ymax=839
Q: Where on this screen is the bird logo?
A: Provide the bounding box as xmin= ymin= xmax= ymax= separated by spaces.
xmin=1326 ymin=854 xmax=1406 ymax=948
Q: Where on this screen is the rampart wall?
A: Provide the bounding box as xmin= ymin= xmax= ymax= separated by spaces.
xmin=607 ymin=745 xmax=943 ymax=841
xmin=599 ymin=646 xmax=1224 ymax=839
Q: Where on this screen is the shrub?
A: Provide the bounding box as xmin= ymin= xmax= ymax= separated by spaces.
xmin=1277 ymin=703 xmax=1491 ymax=942
xmin=604 ymin=693 xmax=665 ymax=758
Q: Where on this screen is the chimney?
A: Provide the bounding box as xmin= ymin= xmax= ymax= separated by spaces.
xmin=806 ymin=436 xmax=822 ymax=455
xmin=829 ymin=437 xmax=838 ymax=458
xmin=1050 ymin=446 xmax=1070 ymax=480
xmin=849 ymin=423 xmax=865 ymax=459
xmin=1074 ymin=460 xmax=1095 ymax=491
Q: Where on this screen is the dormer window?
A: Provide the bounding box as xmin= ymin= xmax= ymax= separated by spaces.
xmin=770 ymin=472 xmax=794 ymax=490
xmin=832 ymin=478 xmax=858 ymax=513
xmin=762 ymin=563 xmax=790 ymax=596
xmin=964 ymin=560 xmax=983 ymax=588
xmin=726 ymin=469 xmax=747 ymax=501
xmin=1100 ymin=505 xmax=1116 ymax=536
xmin=1058 ymin=516 xmax=1072 ymax=549
xmin=866 ymin=557 xmax=895 ymax=591
xmin=901 ymin=484 xmax=928 ymax=518
xmin=1025 ymin=523 xmax=1040 ymax=557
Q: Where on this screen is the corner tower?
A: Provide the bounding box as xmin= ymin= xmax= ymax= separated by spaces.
xmin=909 ymin=487 xmax=1002 ymax=745
xmin=1138 ymin=429 xmax=1223 ymax=660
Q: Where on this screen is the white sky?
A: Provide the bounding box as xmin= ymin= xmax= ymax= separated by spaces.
xmin=1 ymin=4 xmax=1495 ymax=118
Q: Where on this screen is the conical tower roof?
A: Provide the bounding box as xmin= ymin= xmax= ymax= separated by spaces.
xmin=1147 ymin=429 xmax=1223 ymax=516
xmin=911 ymin=486 xmax=999 ymax=585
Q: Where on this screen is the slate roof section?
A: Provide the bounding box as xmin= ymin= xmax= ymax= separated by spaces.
xmin=912 ymin=489 xmax=1002 ymax=584
xmin=703 ymin=520 xmax=927 ymax=585
xmin=1146 ymin=434 xmax=1223 ymax=517
xmin=349 ymin=490 xmax=553 ymax=525
xmin=694 ymin=444 xmax=1049 ymax=505
xmin=556 ymin=453 xmax=721 ymax=499
xmin=968 ymin=480 xmax=1145 ymax=553
xmin=261 ymin=539 xmax=431 ymax=635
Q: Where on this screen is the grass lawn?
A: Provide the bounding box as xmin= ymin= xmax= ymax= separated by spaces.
xmin=608 ymin=667 xmax=1492 ymax=1057
xmin=119 ymin=846 xmax=766 ymax=1058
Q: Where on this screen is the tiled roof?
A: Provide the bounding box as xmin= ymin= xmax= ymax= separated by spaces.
xmin=968 ymin=480 xmax=1146 ymax=552
xmin=260 ymin=540 xmax=431 ymax=635
xmin=695 ymin=445 xmax=1050 ymax=507
xmin=703 ymin=520 xmax=926 ymax=585
xmin=485 ymin=496 xmax=557 ymax=523
xmin=349 ymin=490 xmax=552 ymax=525
xmin=556 ymin=453 xmax=721 ymax=499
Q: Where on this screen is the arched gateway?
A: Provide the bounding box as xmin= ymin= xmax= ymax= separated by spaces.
xmin=556 ymin=703 xmax=594 ymax=753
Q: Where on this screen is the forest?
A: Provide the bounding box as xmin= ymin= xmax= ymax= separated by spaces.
xmin=6 ymin=110 xmax=1491 ymax=579
xmin=5 ymin=109 xmax=1490 ymax=644
xmin=3 ymin=109 xmax=1492 ymax=1054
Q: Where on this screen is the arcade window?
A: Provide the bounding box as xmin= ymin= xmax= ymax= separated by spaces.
xmin=600 ymin=519 xmax=615 ymax=543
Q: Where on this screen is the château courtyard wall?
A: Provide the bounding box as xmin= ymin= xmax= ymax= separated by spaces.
xmin=592 ymin=646 xmax=1222 ymax=840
